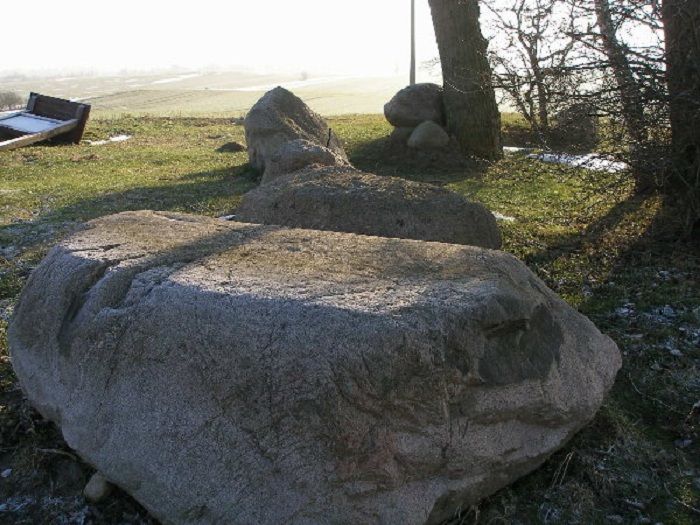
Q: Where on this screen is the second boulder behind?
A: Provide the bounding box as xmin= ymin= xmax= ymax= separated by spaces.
xmin=235 ymin=166 xmax=502 ymax=249
xmin=244 ymin=87 xmax=350 ymax=180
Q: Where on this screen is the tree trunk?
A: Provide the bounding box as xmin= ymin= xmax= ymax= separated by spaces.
xmin=663 ymin=0 xmax=700 ymax=204
xmin=594 ymin=0 xmax=656 ymax=192
xmin=428 ymin=0 xmax=503 ymax=160
xmin=594 ymin=0 xmax=647 ymax=144
xmin=535 ymin=79 xmax=550 ymax=133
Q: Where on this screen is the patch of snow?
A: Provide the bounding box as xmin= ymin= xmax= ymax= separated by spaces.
xmin=641 ymin=304 xmax=679 ymax=325
xmin=660 ymin=305 xmax=677 ymax=318
xmin=493 ymin=212 xmax=516 ymax=222
xmin=679 ymin=326 xmax=700 ymax=346
xmin=529 ymin=152 xmax=628 ymax=173
xmin=85 ymin=135 xmax=131 ymax=146
xmin=0 ymin=496 xmax=36 ymax=512
xmin=0 ymin=299 xmax=14 ymax=323
xmin=40 ymin=496 xmax=89 ymax=525
xmin=614 ymin=305 xmax=636 ymax=318
xmin=503 ymin=146 xmax=536 ymax=154
xmin=218 ymin=215 xmax=237 ymax=221
xmin=152 ymin=73 xmax=202 ymax=85
xmin=674 ymin=439 xmax=693 ymax=449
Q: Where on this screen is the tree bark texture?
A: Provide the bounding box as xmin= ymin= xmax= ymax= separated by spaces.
xmin=663 ymin=0 xmax=700 ymax=196
xmin=428 ymin=0 xmax=503 ymax=160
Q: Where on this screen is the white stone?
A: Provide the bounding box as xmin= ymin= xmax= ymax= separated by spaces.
xmin=83 ymin=472 xmax=113 ymax=503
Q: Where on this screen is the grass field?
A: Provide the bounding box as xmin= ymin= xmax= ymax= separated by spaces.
xmin=0 ymin=112 xmax=698 ymax=524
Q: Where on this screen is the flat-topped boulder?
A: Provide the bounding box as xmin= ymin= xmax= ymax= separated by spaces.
xmin=236 ymin=166 xmax=502 ymax=249
xmin=9 ymin=211 xmax=621 ymax=525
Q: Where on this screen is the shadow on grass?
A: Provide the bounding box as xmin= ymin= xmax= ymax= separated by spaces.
xmin=523 ymin=194 xmax=651 ymax=273
xmin=0 ymin=164 xmax=260 ymax=252
xmin=347 ymin=135 xmax=490 ymax=185
xmin=467 ymin=193 xmax=700 ymax=525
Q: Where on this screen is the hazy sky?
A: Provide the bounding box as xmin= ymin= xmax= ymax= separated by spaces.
xmin=4 ymin=0 xmax=439 ymax=76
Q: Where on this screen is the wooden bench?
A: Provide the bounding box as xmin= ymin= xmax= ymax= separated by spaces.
xmin=0 ymin=93 xmax=91 ymax=152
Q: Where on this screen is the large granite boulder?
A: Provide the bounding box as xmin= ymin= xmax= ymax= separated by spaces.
xmin=9 ymin=210 xmax=621 ymax=525
xmin=384 ymin=83 xmax=445 ymax=128
xmin=244 ymin=87 xmax=349 ymax=178
xmin=235 ymin=166 xmax=502 ymax=249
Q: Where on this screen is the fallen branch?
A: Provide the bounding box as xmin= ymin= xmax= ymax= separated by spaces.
xmin=628 ymin=374 xmax=685 ymax=416
xmin=664 ymin=483 xmax=700 ymax=515
xmin=36 ymin=448 xmax=78 ymax=461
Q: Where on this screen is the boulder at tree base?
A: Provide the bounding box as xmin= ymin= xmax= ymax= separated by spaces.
xmin=407 ymin=121 xmax=451 ymax=150
xmin=384 ymin=83 xmax=445 ymax=128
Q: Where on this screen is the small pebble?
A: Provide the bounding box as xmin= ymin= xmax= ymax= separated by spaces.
xmin=674 ymin=439 xmax=693 ymax=449
xmin=661 ymin=305 xmax=677 ymax=317
xmin=83 ymin=472 xmax=114 ymax=503
xmin=624 ymin=499 xmax=646 ymax=510
xmin=1 ymin=468 xmax=12 ymax=478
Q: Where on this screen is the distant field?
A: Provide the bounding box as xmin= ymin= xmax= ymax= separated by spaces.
xmin=1 ymin=70 xmax=411 ymax=116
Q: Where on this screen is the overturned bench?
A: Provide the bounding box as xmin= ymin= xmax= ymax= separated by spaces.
xmin=0 ymin=92 xmax=90 ymax=152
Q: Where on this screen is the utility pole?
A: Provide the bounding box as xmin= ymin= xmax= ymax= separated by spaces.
xmin=410 ymin=0 xmax=416 ymax=85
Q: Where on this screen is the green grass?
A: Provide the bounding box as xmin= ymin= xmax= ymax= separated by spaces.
xmin=0 ymin=113 xmax=698 ymax=524
xmin=0 ymin=117 xmax=256 ymax=230
xmin=0 ymin=117 xmax=259 ymax=322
